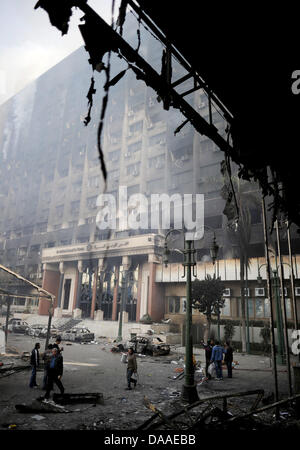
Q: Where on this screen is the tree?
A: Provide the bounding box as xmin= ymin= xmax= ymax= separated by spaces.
xmin=192 ymin=274 xmax=225 ymax=342
xmin=224 ymin=321 xmax=236 ymax=342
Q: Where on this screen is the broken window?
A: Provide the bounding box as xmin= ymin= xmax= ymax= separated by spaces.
xmin=108 ymin=149 xmax=121 ymax=162
xmin=149 ymin=132 xmax=166 ymax=147
xmin=36 ymin=222 xmax=47 ymax=233
xmin=167 ymin=296 xmax=180 ymax=314
xmin=148 ymin=154 xmax=165 ymax=169
xmin=129 ymin=120 xmax=143 ymax=135
xmin=128 ymin=141 xmax=142 ymax=154
xmin=126 ymin=163 xmax=140 ymax=177
xmin=87 ymin=196 xmax=97 ymax=209
xmin=71 ymin=201 xmax=80 ymax=215
xmin=56 ymin=205 xmax=64 ymax=218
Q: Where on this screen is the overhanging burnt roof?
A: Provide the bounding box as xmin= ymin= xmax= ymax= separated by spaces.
xmin=34 ymin=0 xmax=300 ymax=228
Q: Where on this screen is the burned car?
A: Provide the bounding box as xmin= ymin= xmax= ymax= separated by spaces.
xmin=127 ymin=335 xmax=170 ymax=356
xmin=25 ymin=324 xmax=59 ymax=338
xmin=61 ymin=327 xmax=94 ymax=342
xmin=7 ymin=318 xmax=29 ymax=334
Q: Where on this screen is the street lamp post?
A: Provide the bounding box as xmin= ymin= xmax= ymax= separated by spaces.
xmin=117 ymin=270 xmax=128 ymax=342
xmin=163 ymin=227 xmax=219 ymax=403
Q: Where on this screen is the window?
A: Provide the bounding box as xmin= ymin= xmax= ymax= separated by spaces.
xmin=129 ymin=121 xmax=143 ymax=135
xmin=108 ymin=149 xmax=120 ymax=162
xmin=255 ymin=299 xmax=264 ymax=318
xmin=285 ymin=298 xmax=292 ymax=319
xmin=247 ymin=299 xmax=254 ymax=318
xmin=180 ymin=297 xmax=187 ymax=313
xmin=167 ymin=296 xmax=180 ymax=314
xmin=126 ymin=163 xmax=140 ymax=177
xmin=148 ymin=154 xmax=165 ymax=169
xmin=71 ymin=201 xmax=80 ymax=215
xmin=128 ymin=141 xmax=142 ymax=153
xmin=69 ymin=221 xmax=77 ymax=228
xmin=85 ymin=217 xmax=95 ymax=224
xmin=23 ymin=226 xmax=34 ymax=236
xmin=77 ymin=236 xmax=88 ymax=243
xmin=88 ymin=176 xmax=100 ymax=188
xmin=30 ymin=245 xmax=40 ymax=254
xmin=18 ymin=247 xmax=27 ymax=257
xmin=87 ymin=196 xmax=97 ymax=209
xmin=45 ymin=242 xmax=55 ymax=248
xmin=149 ymin=132 xmax=166 ymax=147
xmin=36 ymin=222 xmax=47 ymax=233
xmin=221 ymin=298 xmax=231 ymax=316
xmin=56 ymin=205 xmax=64 ymax=218
xmin=108 ymin=169 xmax=119 ymax=180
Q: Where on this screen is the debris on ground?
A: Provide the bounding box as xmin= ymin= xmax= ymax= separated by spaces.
xmin=137 ymin=390 xmax=300 ymax=431
xmin=31 ymin=415 xmax=46 ymax=421
xmin=52 ymin=393 xmax=104 ymax=405
xmin=15 ymin=398 xmax=70 ymax=414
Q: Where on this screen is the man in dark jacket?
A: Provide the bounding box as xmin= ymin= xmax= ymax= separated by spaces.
xmin=42 ymin=344 xmax=53 ymax=390
xmin=52 ymin=336 xmax=63 ymax=353
xmin=202 ymin=339 xmax=214 ymax=379
xmin=224 ymin=341 xmax=233 ymax=378
xmin=44 ymin=347 xmax=64 ymax=399
xmin=29 ymin=342 xmax=40 ymax=388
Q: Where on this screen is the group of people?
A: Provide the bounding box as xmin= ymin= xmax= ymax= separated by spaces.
xmin=29 ymin=336 xmax=65 ymax=399
xmin=29 ymin=336 xmax=232 ymax=395
xmin=203 ymin=339 xmax=233 ymax=381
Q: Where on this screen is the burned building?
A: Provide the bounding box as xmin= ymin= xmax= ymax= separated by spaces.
xmin=0 ymin=17 xmax=299 ymax=328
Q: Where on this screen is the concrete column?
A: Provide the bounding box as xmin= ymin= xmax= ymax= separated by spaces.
xmin=54 ymin=262 xmax=64 ymax=318
xmin=90 ymin=263 xmax=98 ymax=319
xmin=73 ymin=261 xmax=83 ymax=319
xmin=148 ymin=255 xmax=165 ymax=322
xmin=39 ymin=263 xmax=60 ymax=316
xmin=112 ymin=266 xmax=119 ymax=321
xmin=136 ymin=263 xmax=143 ymax=322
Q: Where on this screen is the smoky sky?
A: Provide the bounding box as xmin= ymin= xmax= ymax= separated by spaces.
xmin=0 ymin=0 xmax=121 ymax=105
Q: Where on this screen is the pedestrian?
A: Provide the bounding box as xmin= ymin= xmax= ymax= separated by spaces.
xmin=210 ymin=340 xmax=225 ymax=380
xmin=29 ymin=342 xmax=40 ymax=388
xmin=126 ymin=347 xmax=137 ymax=390
xmin=224 ymin=341 xmax=233 ymax=378
xmin=44 ymin=347 xmax=64 ymax=400
xmin=42 ymin=344 xmax=53 ymax=390
xmin=52 ymin=335 xmax=63 ymax=353
xmin=202 ymin=339 xmax=214 ymax=379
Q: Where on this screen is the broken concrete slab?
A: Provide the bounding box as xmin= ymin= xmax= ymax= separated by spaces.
xmin=15 ymin=399 xmax=70 ymax=413
xmin=52 ymin=393 xmax=104 ymax=405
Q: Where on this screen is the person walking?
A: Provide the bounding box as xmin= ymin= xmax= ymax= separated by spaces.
xmin=202 ymin=339 xmax=214 ymax=379
xmin=29 ymin=343 xmax=40 ymax=388
xmin=52 ymin=336 xmax=63 ymax=353
xmin=42 ymin=344 xmax=53 ymax=390
xmin=126 ymin=347 xmax=137 ymax=390
xmin=224 ymin=341 xmax=233 ymax=378
xmin=210 ymin=340 xmax=225 ymax=380
xmin=44 ymin=347 xmax=64 ymax=400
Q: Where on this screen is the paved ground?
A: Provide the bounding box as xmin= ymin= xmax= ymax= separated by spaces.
xmin=0 ymin=332 xmax=296 ymax=430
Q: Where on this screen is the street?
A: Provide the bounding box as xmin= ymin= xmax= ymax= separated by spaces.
xmin=0 ymin=332 xmax=294 ymax=430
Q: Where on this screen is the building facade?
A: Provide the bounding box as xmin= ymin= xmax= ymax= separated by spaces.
xmin=0 ymin=20 xmax=299 ymax=324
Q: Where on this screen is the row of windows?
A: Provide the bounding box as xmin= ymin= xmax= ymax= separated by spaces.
xmin=166 ymin=297 xmax=293 ymax=319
